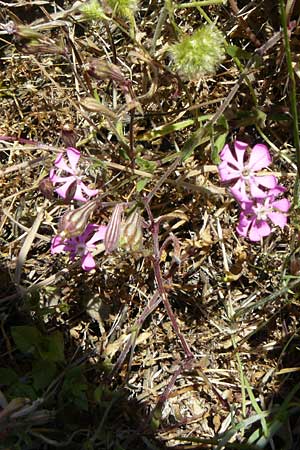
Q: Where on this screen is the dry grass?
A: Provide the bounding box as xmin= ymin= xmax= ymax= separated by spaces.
xmin=1 ymin=1 xmax=300 ymax=449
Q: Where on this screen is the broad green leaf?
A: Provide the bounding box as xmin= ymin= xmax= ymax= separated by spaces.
xmin=11 ymin=326 xmax=41 ymax=354
xmin=37 ymin=331 xmax=64 ymax=362
xmin=32 ymin=360 xmax=57 ymax=390
xmin=135 ymin=156 xmax=157 ymax=173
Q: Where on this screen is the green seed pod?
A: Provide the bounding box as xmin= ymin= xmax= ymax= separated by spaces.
xmin=169 ymin=25 xmax=225 ymax=79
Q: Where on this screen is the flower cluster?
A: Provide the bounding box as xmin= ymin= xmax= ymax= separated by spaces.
xmin=48 ymin=147 xmax=106 ymax=271
xmin=51 ymin=224 xmax=107 ymax=271
xmin=48 ymin=147 xmax=144 ymax=270
xmin=218 ymin=141 xmax=290 ymax=241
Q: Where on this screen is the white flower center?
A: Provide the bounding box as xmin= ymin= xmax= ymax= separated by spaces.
xmin=253 ymin=201 xmax=272 ymax=221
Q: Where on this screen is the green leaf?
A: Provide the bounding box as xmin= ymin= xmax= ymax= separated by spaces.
xmin=94 ymin=385 xmax=104 ymax=403
xmin=138 ymin=114 xmax=212 ymax=142
xmin=136 ymin=178 xmax=149 ymax=192
xmin=11 ymin=326 xmax=41 ymax=354
xmin=8 ymin=382 xmax=37 ymax=400
xmin=32 ymin=360 xmax=57 ymax=390
xmin=211 ymin=132 xmax=228 ymax=164
xmin=135 ymin=156 xmax=157 ymax=173
xmin=226 ymin=44 xmax=253 ymax=60
xmin=0 ymin=368 xmax=19 ymax=385
xmin=37 ymin=331 xmax=64 ymax=362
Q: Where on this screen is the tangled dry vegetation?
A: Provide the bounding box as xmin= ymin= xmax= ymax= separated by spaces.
xmin=1 ymin=0 xmax=300 ymax=449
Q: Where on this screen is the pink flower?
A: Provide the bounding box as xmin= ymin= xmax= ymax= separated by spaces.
xmin=218 ymin=141 xmax=277 ymax=202
xmin=236 ymin=186 xmax=290 ymax=242
xmin=50 ymin=147 xmax=98 ymax=202
xmin=51 ymin=223 xmax=107 ymax=271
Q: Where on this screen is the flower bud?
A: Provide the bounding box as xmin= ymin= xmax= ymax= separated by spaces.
xmin=61 ymin=123 xmax=77 ymax=148
xmin=81 ymin=98 xmax=117 ymax=120
xmin=120 ymin=209 xmax=143 ymax=253
xmin=104 ymin=204 xmax=123 ymax=253
xmin=58 ymin=200 xmax=98 ymax=239
xmin=39 ymin=177 xmax=54 ymax=200
xmin=87 ymin=59 xmax=125 ymax=85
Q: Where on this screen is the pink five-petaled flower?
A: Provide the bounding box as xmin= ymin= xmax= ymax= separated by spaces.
xmin=218 ymin=141 xmax=277 ymax=202
xmin=50 ymin=147 xmax=98 ymax=202
xmin=51 ymin=223 xmax=107 ymax=271
xmin=236 ymin=186 xmax=290 ymax=242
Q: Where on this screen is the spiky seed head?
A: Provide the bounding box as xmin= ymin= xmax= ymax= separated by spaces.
xmin=169 ymin=25 xmax=225 ymax=80
xmin=105 ymin=0 xmax=139 ymax=19
xmin=80 ymin=0 xmax=107 ymax=20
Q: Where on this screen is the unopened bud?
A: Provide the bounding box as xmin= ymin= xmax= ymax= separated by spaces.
xmin=61 ymin=124 xmax=77 ymax=148
xmin=104 ymin=204 xmax=123 ymax=253
xmin=120 ymin=209 xmax=143 ymax=252
xmin=16 ymin=25 xmax=42 ymax=40
xmin=58 ymin=200 xmax=98 ymax=238
xmin=39 ymin=177 xmax=54 ymax=199
xmin=87 ymin=59 xmax=125 ymax=85
xmin=81 ymin=98 xmax=117 ymax=120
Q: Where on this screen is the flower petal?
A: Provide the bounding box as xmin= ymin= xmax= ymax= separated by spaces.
xmin=249 ymin=182 xmax=269 ymax=199
xmin=248 ymin=219 xmax=271 ymax=241
xmin=80 ymin=182 xmax=99 ymax=199
xmin=255 ymin=174 xmax=277 ymax=190
xmin=234 ymin=141 xmax=248 ymax=167
xmin=81 ymin=252 xmax=96 ymax=271
xmin=236 ymin=212 xmax=252 ymax=237
xmin=55 ymin=178 xmax=77 ymax=200
xmin=87 ymin=225 xmax=107 ymax=245
xmin=51 ymin=236 xmax=65 ymax=254
xmin=230 ymin=179 xmax=248 ymax=202
xmin=66 ymin=147 xmax=81 ymax=172
xmin=272 ymin=198 xmax=290 ymax=212
xmin=54 ymin=153 xmax=74 ymax=174
xmin=248 ymin=144 xmax=272 ymax=171
xmin=267 ymin=211 xmax=287 ymax=228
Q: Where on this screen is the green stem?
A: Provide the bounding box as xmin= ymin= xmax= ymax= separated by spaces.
xmin=175 ymin=0 xmax=225 ymax=8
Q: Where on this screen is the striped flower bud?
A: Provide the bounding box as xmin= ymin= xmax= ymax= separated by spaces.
xmin=58 ymin=200 xmax=98 ymax=239
xmin=104 ymin=204 xmax=123 ymax=254
xmin=120 ymin=209 xmax=143 ymax=253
